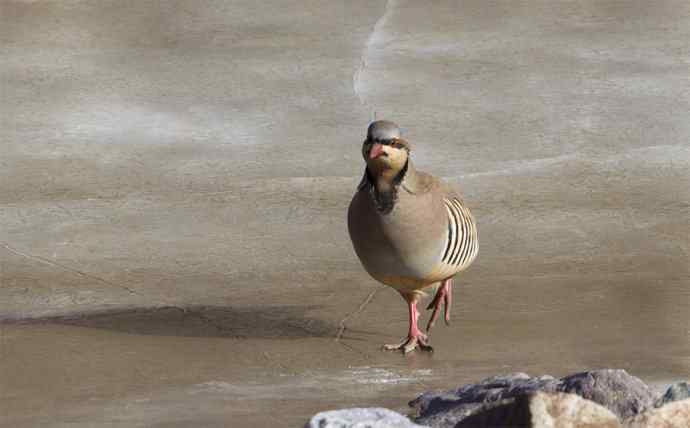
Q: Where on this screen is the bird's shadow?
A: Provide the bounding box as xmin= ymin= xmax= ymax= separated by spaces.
xmin=5 ymin=305 xmax=345 ymax=339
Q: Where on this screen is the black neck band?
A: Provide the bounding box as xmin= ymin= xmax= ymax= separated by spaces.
xmin=363 ymin=159 xmax=408 ymax=215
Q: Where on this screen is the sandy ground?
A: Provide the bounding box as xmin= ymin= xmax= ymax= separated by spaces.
xmin=1 ymin=1 xmax=689 ymax=426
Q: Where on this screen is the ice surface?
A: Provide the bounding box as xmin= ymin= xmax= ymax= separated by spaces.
xmin=1 ymin=1 xmax=689 ymax=427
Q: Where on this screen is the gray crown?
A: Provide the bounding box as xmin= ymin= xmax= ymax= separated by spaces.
xmin=367 ymin=120 xmax=401 ymax=141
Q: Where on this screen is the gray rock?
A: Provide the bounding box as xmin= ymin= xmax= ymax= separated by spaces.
xmin=411 ymin=373 xmax=561 ymax=427
xmin=416 ymin=391 xmax=621 ymax=428
xmin=305 ymin=407 xmax=427 ymax=428
xmin=453 ymin=396 xmax=531 ymax=428
xmin=558 ymin=370 xmax=656 ymax=419
xmin=411 ymin=370 xmax=655 ymax=427
xmin=624 ymin=398 xmax=690 ymax=428
xmin=656 ymin=381 xmax=690 ymax=407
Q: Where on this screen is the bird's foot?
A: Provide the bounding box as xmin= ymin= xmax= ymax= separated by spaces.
xmin=426 ymin=279 xmax=452 ymax=333
xmin=383 ymin=332 xmax=433 ymax=354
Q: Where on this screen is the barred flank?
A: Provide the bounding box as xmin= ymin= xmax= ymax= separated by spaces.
xmin=441 ymin=198 xmax=478 ymax=269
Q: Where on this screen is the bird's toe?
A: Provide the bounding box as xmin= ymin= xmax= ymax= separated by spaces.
xmin=402 ymin=338 xmax=417 ymax=354
xmin=382 ymin=340 xmax=406 ymax=351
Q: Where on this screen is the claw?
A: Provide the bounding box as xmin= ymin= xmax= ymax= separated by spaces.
xmin=384 ymin=334 xmax=433 ymax=354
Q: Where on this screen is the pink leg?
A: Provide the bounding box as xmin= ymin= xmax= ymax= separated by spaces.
xmin=407 ymin=297 xmax=423 ymax=338
xmin=426 ymin=277 xmax=453 ymax=332
xmin=383 ymin=293 xmax=433 ymax=353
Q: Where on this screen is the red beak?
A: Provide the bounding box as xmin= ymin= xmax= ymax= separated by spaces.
xmin=369 ymin=143 xmax=385 ymax=159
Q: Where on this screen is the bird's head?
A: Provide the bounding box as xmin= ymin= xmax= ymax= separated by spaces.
xmin=361 ymin=120 xmax=410 ymax=177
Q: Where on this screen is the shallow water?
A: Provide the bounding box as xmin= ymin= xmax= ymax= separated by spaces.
xmin=1 ymin=1 xmax=689 ymax=426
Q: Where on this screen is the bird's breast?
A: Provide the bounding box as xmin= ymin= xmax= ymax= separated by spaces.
xmin=347 ymin=189 xmax=447 ymax=288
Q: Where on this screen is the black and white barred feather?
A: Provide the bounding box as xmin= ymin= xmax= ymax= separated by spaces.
xmin=439 ymin=197 xmax=478 ymax=271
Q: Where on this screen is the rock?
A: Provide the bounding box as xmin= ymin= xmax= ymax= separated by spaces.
xmin=417 ymin=391 xmax=621 ymax=428
xmin=453 ymin=396 xmax=531 ymax=428
xmin=528 ymin=392 xmax=622 ymax=428
xmin=411 ymin=370 xmax=655 ymax=427
xmin=624 ymin=398 xmax=690 ymax=428
xmin=304 ymin=407 xmax=427 ymax=428
xmin=656 ymin=381 xmax=690 ymax=407
xmin=558 ymin=370 xmax=656 ymax=419
xmin=411 ymin=373 xmax=561 ymax=427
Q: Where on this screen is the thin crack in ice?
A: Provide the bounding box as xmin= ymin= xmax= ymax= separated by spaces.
xmin=0 ymin=241 xmax=139 ymax=295
xmin=335 ymin=289 xmax=377 ymax=341
xmin=353 ymin=0 xmax=394 ymax=116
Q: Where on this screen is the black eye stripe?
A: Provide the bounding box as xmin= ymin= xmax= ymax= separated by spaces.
xmin=368 ymin=138 xmax=400 ymax=146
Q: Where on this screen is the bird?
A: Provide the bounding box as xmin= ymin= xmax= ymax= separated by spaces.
xmin=347 ymin=120 xmax=478 ymax=353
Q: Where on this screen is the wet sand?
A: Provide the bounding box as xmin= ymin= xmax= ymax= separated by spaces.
xmin=1 ymin=1 xmax=689 ymax=426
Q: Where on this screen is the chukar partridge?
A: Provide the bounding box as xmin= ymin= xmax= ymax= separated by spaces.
xmin=348 ymin=120 xmax=478 ymax=353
